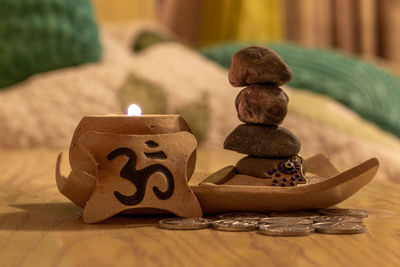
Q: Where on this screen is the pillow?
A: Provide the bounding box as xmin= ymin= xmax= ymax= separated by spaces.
xmin=0 ymin=0 xmax=102 ymax=88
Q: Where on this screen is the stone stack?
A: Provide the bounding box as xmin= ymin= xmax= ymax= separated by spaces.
xmin=224 ymin=46 xmax=305 ymax=187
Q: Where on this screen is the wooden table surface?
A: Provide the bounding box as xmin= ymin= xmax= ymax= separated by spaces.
xmin=0 ymin=149 xmax=399 ymax=267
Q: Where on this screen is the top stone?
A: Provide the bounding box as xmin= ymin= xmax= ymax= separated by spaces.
xmin=228 ymin=46 xmax=292 ymax=87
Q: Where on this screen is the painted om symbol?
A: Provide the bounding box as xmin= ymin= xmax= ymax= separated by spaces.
xmin=107 ymin=147 xmax=174 ymax=206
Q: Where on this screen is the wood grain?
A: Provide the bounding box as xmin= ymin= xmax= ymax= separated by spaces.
xmin=0 ymin=149 xmax=399 ymax=267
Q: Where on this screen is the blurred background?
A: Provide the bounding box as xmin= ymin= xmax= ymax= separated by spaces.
xmin=94 ymin=0 xmax=400 ymax=69
xmin=1 ymin=0 xmax=400 ymax=182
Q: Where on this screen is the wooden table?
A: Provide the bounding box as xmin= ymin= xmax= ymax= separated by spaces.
xmin=0 ymin=149 xmax=399 ymax=267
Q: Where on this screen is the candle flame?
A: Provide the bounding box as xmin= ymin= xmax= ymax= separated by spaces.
xmin=127 ymin=104 xmax=142 ymax=116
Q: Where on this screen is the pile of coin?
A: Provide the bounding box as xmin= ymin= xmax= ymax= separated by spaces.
xmin=158 ymin=209 xmax=368 ymax=236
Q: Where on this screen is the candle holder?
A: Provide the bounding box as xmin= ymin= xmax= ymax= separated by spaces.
xmin=56 ymin=115 xmax=202 ymax=223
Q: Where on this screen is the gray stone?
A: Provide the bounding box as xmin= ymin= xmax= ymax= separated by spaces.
xmin=228 ymin=46 xmax=292 ymax=87
xmin=224 ymin=124 xmax=301 ymax=157
xmin=235 ymin=84 xmax=288 ymax=125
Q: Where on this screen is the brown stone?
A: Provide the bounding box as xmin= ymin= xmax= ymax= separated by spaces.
xmin=222 ymin=174 xmax=273 ymax=186
xmin=236 ymin=156 xmax=284 ymax=177
xmin=228 ymin=46 xmax=292 ymax=87
xmin=224 ymin=124 xmax=301 ymax=157
xmin=235 ymin=84 xmax=288 ymax=125
xmin=236 ymin=156 xmax=307 ymax=178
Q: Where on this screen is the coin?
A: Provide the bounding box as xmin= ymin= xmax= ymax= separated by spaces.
xmin=230 ymin=217 xmax=266 ymax=224
xmin=259 ymin=217 xmax=313 ymax=225
xmin=212 ymin=219 xmax=258 ymax=232
xmin=313 ymin=222 xmax=366 ymax=234
xmin=217 ymin=213 xmax=268 ymax=220
xmin=159 ymin=218 xmax=212 ymax=230
xmin=258 ymin=224 xmax=315 ymax=236
xmin=313 ymin=215 xmax=363 ymax=223
xmin=269 ymin=211 xmax=321 ymax=218
xmin=318 ymin=208 xmax=368 ymax=218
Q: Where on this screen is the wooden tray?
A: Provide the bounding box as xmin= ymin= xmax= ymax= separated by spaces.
xmin=190 ymin=154 xmax=379 ymax=214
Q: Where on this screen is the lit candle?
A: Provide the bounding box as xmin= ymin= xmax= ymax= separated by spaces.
xmin=127 ymin=104 xmax=142 ymax=116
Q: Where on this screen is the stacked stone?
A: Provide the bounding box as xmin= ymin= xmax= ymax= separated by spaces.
xmin=224 ymin=46 xmax=304 ymax=186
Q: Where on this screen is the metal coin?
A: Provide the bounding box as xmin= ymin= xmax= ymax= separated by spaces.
xmin=159 ymin=218 xmax=212 ymax=230
xmin=318 ymin=208 xmax=368 ymax=218
xmin=212 ymin=219 xmax=258 ymax=232
xmin=313 ymin=222 xmax=366 ymax=234
xmin=269 ymin=211 xmax=321 ymax=218
xmin=259 ymin=217 xmax=313 ymax=225
xmin=217 ymin=213 xmax=268 ymax=220
xmin=230 ymin=217 xmax=266 ymax=224
xmin=258 ymin=224 xmax=315 ymax=236
xmin=313 ymin=215 xmax=363 ymax=223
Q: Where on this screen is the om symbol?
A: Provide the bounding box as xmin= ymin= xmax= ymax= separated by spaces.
xmin=107 ymin=147 xmax=174 ymax=206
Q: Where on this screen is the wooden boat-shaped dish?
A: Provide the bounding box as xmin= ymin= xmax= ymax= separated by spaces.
xmin=189 ymin=154 xmax=379 ymax=214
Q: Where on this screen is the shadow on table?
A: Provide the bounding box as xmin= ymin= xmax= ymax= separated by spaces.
xmin=0 ymin=202 xmax=171 ymax=231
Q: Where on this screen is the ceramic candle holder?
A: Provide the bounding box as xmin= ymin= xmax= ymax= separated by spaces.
xmin=56 ymin=115 xmax=202 ymax=223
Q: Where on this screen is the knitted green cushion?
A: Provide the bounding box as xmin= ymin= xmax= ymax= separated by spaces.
xmin=200 ymin=42 xmax=400 ymax=139
xmin=0 ymin=0 xmax=102 ymax=88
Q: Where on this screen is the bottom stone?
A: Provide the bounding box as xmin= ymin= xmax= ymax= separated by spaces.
xmin=236 ymin=156 xmax=307 ymax=180
xmin=236 ymin=156 xmax=283 ymax=178
xmin=222 ymin=174 xmax=273 ymax=186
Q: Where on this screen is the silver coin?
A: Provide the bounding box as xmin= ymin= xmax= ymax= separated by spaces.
xmin=318 ymin=208 xmax=368 ymax=218
xmin=269 ymin=211 xmax=321 ymax=218
xmin=313 ymin=222 xmax=366 ymax=234
xmin=212 ymin=219 xmax=258 ymax=232
xmin=313 ymin=215 xmax=363 ymax=223
xmin=159 ymin=218 xmax=212 ymax=230
xmin=258 ymin=224 xmax=315 ymax=236
xmin=231 ymin=217 xmax=266 ymax=224
xmin=217 ymin=213 xmax=268 ymax=220
xmin=259 ymin=217 xmax=313 ymax=225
